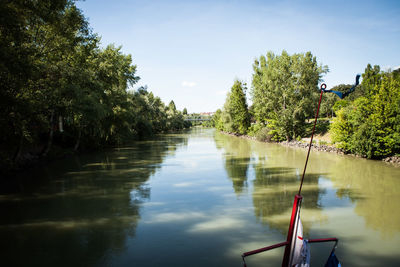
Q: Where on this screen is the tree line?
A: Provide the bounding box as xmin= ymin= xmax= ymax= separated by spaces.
xmin=212 ymin=50 xmax=400 ymax=159
xmin=330 ymin=65 xmax=400 ymax=158
xmin=0 ymin=0 xmax=189 ymax=170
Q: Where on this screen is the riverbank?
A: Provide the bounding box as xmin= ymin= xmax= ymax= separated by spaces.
xmin=1 ymin=128 xmax=195 ymax=178
xmin=0 ymin=146 xmax=78 ymax=179
xmin=221 ymin=131 xmax=400 ymax=166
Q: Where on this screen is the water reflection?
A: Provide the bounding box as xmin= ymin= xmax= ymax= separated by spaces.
xmin=214 ymin=132 xmax=327 ymax=235
xmin=215 ymin=131 xmax=400 ymax=266
xmin=214 ymin=134 xmax=252 ymax=195
xmin=256 ymin=147 xmax=327 ymax=228
xmin=0 ymin=134 xmax=188 ymax=266
xmin=324 ymin=156 xmax=400 ymax=238
xmin=1 ymin=129 xmax=400 ymax=266
xmin=248 ymin=137 xmax=400 ymax=239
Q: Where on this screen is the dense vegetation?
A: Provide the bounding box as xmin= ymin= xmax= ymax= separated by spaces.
xmin=0 ymin=0 xmax=188 ymax=170
xmin=214 ymin=80 xmax=250 ymax=135
xmin=214 ymin=51 xmax=327 ymax=141
xmin=330 ymin=65 xmax=400 ymax=158
xmin=249 ymin=51 xmax=327 ymax=141
xmin=212 ymin=50 xmax=400 ymax=159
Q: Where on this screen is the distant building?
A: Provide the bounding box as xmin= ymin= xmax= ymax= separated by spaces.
xmin=199 ymin=112 xmax=215 ymax=116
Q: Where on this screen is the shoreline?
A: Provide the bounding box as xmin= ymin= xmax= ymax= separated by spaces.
xmin=220 ymin=131 xmax=400 ymax=166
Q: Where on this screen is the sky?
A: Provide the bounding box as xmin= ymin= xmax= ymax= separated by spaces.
xmin=76 ymin=0 xmax=400 ymax=113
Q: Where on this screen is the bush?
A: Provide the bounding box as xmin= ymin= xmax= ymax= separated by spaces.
xmin=248 ymin=121 xmax=285 ymax=142
xmin=330 ymin=107 xmax=353 ymax=151
xmin=247 ymin=123 xmax=263 ymax=137
xmin=255 ymin=127 xmax=273 ymax=142
xmin=330 ymin=73 xmax=400 ymax=158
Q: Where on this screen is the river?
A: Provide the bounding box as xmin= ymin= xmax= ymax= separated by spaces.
xmin=1 ymin=128 xmax=399 ymax=266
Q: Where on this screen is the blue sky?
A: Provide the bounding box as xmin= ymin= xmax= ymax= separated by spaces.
xmin=76 ymin=0 xmax=400 ymax=113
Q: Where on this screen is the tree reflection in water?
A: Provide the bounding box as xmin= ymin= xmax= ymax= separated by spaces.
xmin=323 ymin=155 xmax=400 ymax=238
xmin=214 ymin=133 xmax=252 ymax=196
xmin=215 ymin=131 xmax=327 ymax=235
xmin=0 ymin=134 xmax=188 ymax=266
xmin=2 ymin=130 xmax=399 ymax=266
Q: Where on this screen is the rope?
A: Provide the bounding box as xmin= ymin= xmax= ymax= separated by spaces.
xmin=298 ymin=88 xmax=324 ymax=196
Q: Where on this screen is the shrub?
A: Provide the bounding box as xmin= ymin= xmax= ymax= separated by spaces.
xmin=330 ymin=108 xmax=353 ymax=151
xmin=255 ymin=127 xmax=273 ymax=142
xmin=247 ymin=123 xmax=263 ymax=137
xmin=330 ymin=73 xmax=400 ymax=158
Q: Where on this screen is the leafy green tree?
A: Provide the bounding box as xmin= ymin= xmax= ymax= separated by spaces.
xmin=0 ymin=0 xmax=189 ymax=171
xmin=230 ymin=80 xmax=251 ymax=134
xmin=212 ymin=109 xmax=224 ymax=130
xmin=251 ymin=51 xmax=328 ymax=140
xmin=165 ymin=100 xmax=185 ymax=130
xmin=168 ymin=100 xmax=176 ymax=112
xmin=352 ymin=75 xmax=400 ymax=158
xmin=329 ymin=107 xmax=354 ymax=151
xmin=362 ymin=64 xmax=381 ymax=96
xmin=221 ymin=93 xmax=234 ymax=132
xmin=182 ymin=107 xmax=188 ymax=115
xmin=220 ymin=80 xmax=250 ymax=134
xmin=64 ymin=38 xmax=106 ymax=150
xmin=94 ymin=44 xmax=139 ymax=145
xmin=330 ymin=66 xmax=400 ymax=158
xmin=0 ymin=0 xmax=96 ymax=160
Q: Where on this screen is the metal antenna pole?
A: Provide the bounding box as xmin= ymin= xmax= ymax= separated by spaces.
xmin=298 ymin=85 xmax=325 ymax=196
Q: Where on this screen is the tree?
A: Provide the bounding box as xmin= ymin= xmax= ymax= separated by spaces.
xmin=330 ymin=66 xmax=400 ymax=158
xmin=251 ymin=51 xmax=328 ymax=140
xmin=221 ymin=93 xmax=234 ymax=132
xmin=94 ymin=44 xmax=139 ymax=145
xmin=182 ymin=107 xmax=188 ymax=115
xmin=0 ymin=0 xmax=97 ymax=160
xmin=320 ymin=84 xmax=362 ymax=118
xmin=0 ymin=1 xmax=189 ymax=170
xmin=212 ymin=109 xmax=224 ymax=130
xmin=165 ymin=100 xmax=185 ymax=130
xmin=362 ymin=64 xmax=381 ymax=96
xmin=168 ymin=100 xmax=176 ymax=112
xmin=222 ymin=80 xmax=250 ymax=134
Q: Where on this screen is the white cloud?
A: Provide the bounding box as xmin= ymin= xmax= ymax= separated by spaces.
xmin=187 ymin=217 xmax=246 ymax=233
xmin=146 ymin=212 xmax=207 ymax=224
xmin=182 ymin=81 xmax=197 ymax=87
xmin=173 ymin=182 xmax=196 ymax=187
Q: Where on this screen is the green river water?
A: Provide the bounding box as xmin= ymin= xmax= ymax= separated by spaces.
xmin=1 ymin=128 xmax=400 ymax=266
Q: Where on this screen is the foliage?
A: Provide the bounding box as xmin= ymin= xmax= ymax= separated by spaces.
xmin=212 ymin=109 xmax=224 ymax=130
xmin=263 ymin=119 xmax=286 ymax=142
xmin=247 ymin=123 xmax=263 ymax=137
xmin=0 ymin=1 xmax=187 ymax=170
xmin=332 ymin=99 xmax=351 ymax=113
xmin=361 ymin=64 xmax=382 ymax=96
xmin=220 ymin=80 xmax=250 ymax=134
xmin=251 ymin=51 xmax=328 ymax=141
xmin=247 ymin=121 xmax=285 ymax=142
xmin=330 ymin=108 xmax=353 ymax=151
xmin=254 ymin=127 xmax=273 ymax=142
xmin=330 ymin=67 xmax=400 ymax=158
xmin=166 ymin=100 xmax=186 ymax=130
xmin=320 ymin=84 xmax=359 ymax=117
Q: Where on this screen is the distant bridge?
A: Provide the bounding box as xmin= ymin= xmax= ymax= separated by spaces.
xmin=184 ymin=116 xmax=211 ymax=122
